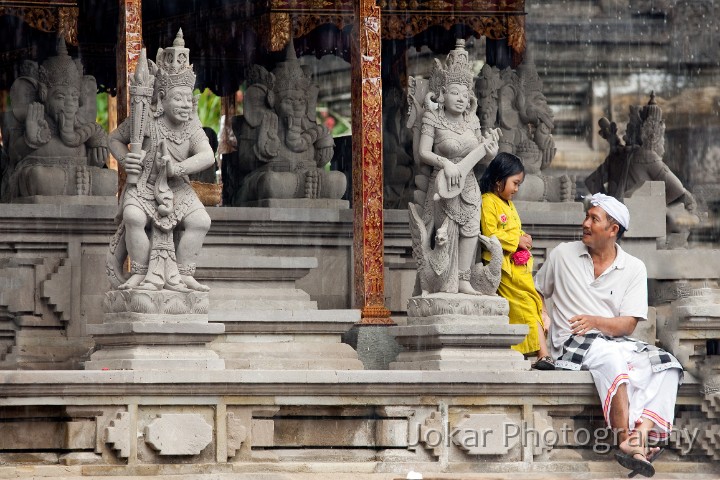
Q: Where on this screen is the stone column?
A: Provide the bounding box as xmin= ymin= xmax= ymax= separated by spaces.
xmin=350 ymin=0 xmax=391 ymax=326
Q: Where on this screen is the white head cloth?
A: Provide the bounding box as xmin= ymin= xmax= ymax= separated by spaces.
xmin=586 ymin=193 xmax=630 ymax=230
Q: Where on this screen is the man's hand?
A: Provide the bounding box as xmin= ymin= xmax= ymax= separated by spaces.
xmin=569 ymin=314 xmax=638 ymax=337
xmin=569 ymin=314 xmax=599 ymax=336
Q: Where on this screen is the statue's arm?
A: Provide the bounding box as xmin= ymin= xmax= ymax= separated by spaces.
xmin=417 ymin=123 xmax=444 ymax=169
xmin=108 ymin=120 xmax=131 ymax=166
xmin=167 ymin=129 xmax=214 ymax=178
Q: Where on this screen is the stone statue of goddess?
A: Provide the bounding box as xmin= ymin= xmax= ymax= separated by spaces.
xmin=409 ymin=39 xmax=500 ymax=295
xmin=107 ymin=30 xmax=214 ymax=292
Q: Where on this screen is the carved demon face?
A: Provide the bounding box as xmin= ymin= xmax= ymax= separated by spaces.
xmin=162 ymin=86 xmax=193 ymax=124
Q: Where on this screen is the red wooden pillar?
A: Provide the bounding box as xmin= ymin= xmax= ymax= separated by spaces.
xmin=351 ymin=0 xmax=391 ymax=325
xmin=116 ymin=0 xmax=142 ymax=191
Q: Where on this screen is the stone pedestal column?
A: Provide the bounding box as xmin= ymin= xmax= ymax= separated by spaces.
xmin=85 ymin=290 xmax=224 ymax=370
xmin=389 ymin=294 xmax=530 ymax=371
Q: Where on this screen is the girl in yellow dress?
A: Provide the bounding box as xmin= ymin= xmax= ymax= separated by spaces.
xmin=479 ymin=153 xmax=554 ymax=369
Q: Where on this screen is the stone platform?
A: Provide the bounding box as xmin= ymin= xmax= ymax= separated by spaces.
xmin=0 ymin=369 xmax=716 ymax=478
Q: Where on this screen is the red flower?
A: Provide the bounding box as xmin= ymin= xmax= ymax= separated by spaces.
xmin=499 ymin=213 xmax=508 ymax=225
xmin=511 ymin=249 xmax=532 ymax=266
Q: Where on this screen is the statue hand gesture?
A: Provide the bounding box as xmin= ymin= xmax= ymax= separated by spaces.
xmin=442 ymin=159 xmax=461 ymax=188
xmin=88 ymin=146 xmax=109 ymax=167
xmin=25 ymin=102 xmax=51 ymax=148
xmin=124 ymin=149 xmax=145 ymax=179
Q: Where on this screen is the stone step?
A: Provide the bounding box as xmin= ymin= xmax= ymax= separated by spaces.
xmin=211 ymin=299 xmax=317 ymax=310
xmin=209 ymin=309 xmax=360 ymax=324
xmin=209 ymin=288 xmax=312 ymax=300
xmin=212 ymin=342 xmax=359 ymax=358
xmin=224 ymin=357 xmax=363 ymax=370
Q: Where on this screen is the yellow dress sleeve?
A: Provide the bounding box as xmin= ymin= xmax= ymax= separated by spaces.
xmin=481 ymin=194 xmax=520 ymax=254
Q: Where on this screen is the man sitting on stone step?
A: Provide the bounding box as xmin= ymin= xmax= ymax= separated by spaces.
xmin=534 ymin=193 xmax=683 ymax=478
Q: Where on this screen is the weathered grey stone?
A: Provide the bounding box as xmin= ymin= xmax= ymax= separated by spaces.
xmin=225 ymin=40 xmax=347 ymax=205
xmin=451 ymin=414 xmax=520 ymax=456
xmin=58 ymin=452 xmax=103 ymax=466
xmin=144 ymin=414 xmax=213 ymax=456
xmin=226 ymin=413 xmax=248 ymax=459
xmin=2 ymin=38 xmax=116 ymax=203
xmin=390 ymin=294 xmax=530 ymax=371
xmin=105 ymin=412 xmax=131 ymax=459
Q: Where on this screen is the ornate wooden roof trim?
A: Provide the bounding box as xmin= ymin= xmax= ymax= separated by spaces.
xmin=0 ymin=2 xmax=79 ymax=45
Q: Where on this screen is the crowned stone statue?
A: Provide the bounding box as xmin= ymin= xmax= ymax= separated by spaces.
xmin=225 ymin=40 xmax=347 ymax=205
xmin=406 ymin=39 xmax=503 ymax=296
xmin=107 ymin=29 xmax=214 ymax=292
xmin=1 ymin=38 xmax=116 ymax=202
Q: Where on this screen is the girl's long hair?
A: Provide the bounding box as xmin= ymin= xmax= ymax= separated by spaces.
xmin=479 ymin=152 xmax=525 ymax=194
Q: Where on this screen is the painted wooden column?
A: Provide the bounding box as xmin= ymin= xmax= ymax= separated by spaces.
xmin=351 ymin=0 xmax=391 ymax=325
xmin=116 ymin=0 xmax=142 ymax=190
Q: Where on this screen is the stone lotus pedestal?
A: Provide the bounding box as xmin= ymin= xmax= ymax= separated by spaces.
xmin=389 ymin=293 xmax=530 ymax=371
xmin=85 ymin=290 xmax=225 ymax=370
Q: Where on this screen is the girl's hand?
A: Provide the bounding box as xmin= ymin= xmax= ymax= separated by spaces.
xmin=518 ymin=233 xmax=533 ymax=251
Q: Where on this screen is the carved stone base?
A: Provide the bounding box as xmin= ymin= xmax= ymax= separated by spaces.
xmin=389 ymin=294 xmax=530 ymax=371
xmin=238 ymin=199 xmax=349 ymax=209
xmin=86 ymin=290 xmax=224 ymax=371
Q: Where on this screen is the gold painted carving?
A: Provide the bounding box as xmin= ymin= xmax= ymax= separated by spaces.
xmin=270 ymin=13 xmax=291 ymax=52
xmin=351 ymin=0 xmax=391 ymax=324
xmin=0 ymin=7 xmax=57 ymax=34
xmin=58 ymin=7 xmax=78 ymax=46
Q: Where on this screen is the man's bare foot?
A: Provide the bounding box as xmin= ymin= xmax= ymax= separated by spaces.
xmin=458 ymin=280 xmax=481 ymax=295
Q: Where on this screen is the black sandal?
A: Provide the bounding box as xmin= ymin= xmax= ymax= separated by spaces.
xmin=615 ymin=451 xmax=655 ymax=478
xmin=531 ymin=355 xmax=555 ymax=370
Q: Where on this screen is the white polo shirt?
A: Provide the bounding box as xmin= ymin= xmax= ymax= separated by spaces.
xmin=534 ymin=241 xmax=648 ymax=358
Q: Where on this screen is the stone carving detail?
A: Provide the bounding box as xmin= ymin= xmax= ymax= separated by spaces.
xmin=103 ymin=289 xmax=209 ymax=315
xmin=418 ymin=411 xmax=443 ymax=458
xmin=586 ymin=92 xmax=700 ymax=242
xmin=227 ymin=412 xmax=248 ymax=459
xmin=224 ymin=40 xmax=346 ymax=205
xmin=1 ymin=38 xmax=116 ymax=202
xmin=107 ymin=30 xmax=213 ymax=293
xmin=144 ymin=414 xmax=213 ymax=456
xmin=407 ymin=294 xmax=508 ymax=318
xmin=40 ymin=260 xmax=71 ymax=322
xmin=452 ymin=414 xmax=519 ymax=455
xmin=406 ymin=39 xmax=502 ymax=297
xmin=673 ymin=410 xmax=720 ymax=460
xmin=105 ymin=412 xmax=131 ymax=459
xmin=476 ymin=50 xmax=574 ymax=202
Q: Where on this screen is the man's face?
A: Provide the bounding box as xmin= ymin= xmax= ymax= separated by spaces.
xmin=46 ymin=85 xmax=79 ymax=121
xmin=277 ymin=90 xmax=307 ymax=118
xmin=581 ymin=205 xmax=618 ymax=250
xmin=163 ymin=86 xmax=193 ymax=123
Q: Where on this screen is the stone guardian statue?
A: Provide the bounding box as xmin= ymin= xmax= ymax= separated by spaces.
xmin=107 ymin=29 xmax=214 ymax=292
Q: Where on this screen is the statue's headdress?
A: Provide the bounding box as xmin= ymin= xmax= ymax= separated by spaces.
xmin=39 ymin=37 xmax=81 ymax=89
xmin=155 ymin=29 xmax=196 ymax=95
xmin=640 ymin=91 xmax=663 ymax=123
xmin=272 ymin=39 xmax=312 ymax=95
xmin=429 ymin=39 xmax=475 ymax=97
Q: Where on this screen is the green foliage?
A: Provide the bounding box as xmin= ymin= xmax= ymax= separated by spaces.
xmin=195 ymin=88 xmax=221 ymax=134
xmin=96 ymin=92 xmax=109 ymax=131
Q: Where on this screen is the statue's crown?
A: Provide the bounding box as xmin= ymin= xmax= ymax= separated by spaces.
xmin=38 ymin=37 xmax=81 ymax=88
xmin=641 ymin=91 xmax=663 ymax=123
xmin=272 ymin=40 xmax=311 ymax=94
xmin=155 ymin=29 xmax=196 ymax=92
xmin=430 ymin=39 xmax=475 ymax=95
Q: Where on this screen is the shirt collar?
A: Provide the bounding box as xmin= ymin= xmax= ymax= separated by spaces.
xmin=578 ymin=242 xmax=627 ymax=270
